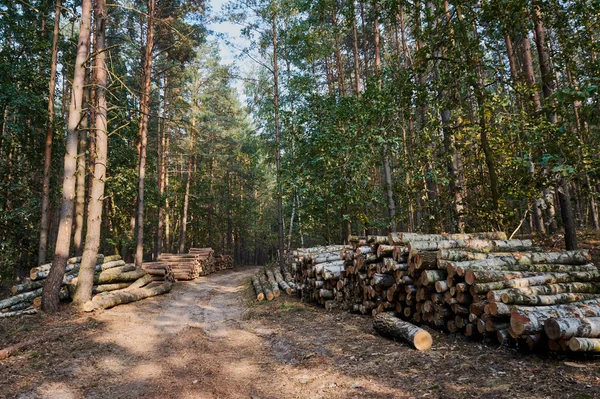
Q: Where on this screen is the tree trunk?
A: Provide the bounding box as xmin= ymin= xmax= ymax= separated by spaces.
xmin=179 ymin=143 xmax=193 ymax=253
xmin=558 ymin=178 xmax=578 ymax=250
xmin=41 ymin=0 xmax=93 ymax=313
xmin=272 ymin=11 xmax=284 ymax=268
xmin=350 ymin=1 xmax=361 ymax=95
xmin=38 ymin=0 xmax=62 ymax=266
xmin=134 ymin=0 xmax=155 ymax=267
xmin=155 ymin=73 xmax=168 ymax=260
xmin=73 ymin=123 xmax=87 ymax=256
xmin=72 ymin=0 xmax=108 ymax=306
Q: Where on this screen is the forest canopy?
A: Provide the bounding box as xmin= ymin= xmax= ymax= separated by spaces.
xmin=0 ymin=0 xmax=598 ymax=291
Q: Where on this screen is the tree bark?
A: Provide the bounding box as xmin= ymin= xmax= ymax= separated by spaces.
xmin=568 ymin=337 xmax=600 ymax=352
xmin=135 ymin=0 xmax=155 ymax=267
xmin=558 ymin=178 xmax=578 ymax=250
xmin=155 ymin=73 xmax=168 ymax=260
xmin=38 ymin=0 xmax=62 ymax=266
xmin=272 ymin=9 xmax=284 ymax=268
xmin=545 ymin=317 xmax=600 ymax=340
xmin=373 ymin=313 xmax=432 ymax=350
xmin=73 ymin=0 xmax=108 ymax=306
xmin=83 ymin=281 xmax=172 ymax=312
xmin=42 ymin=0 xmax=92 ymax=313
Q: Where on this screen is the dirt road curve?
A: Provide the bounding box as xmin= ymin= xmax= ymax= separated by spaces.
xmin=2 ymin=266 xmax=600 ymax=399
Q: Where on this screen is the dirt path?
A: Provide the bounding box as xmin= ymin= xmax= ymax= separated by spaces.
xmin=2 ymin=266 xmax=600 ymax=398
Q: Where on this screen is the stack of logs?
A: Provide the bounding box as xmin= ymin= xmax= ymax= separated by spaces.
xmin=251 ymin=266 xmax=297 ymax=301
xmin=293 ymin=233 xmax=600 ymax=352
xmin=142 ymin=248 xmax=233 ymax=281
xmin=214 ymin=255 xmax=234 ymax=272
xmin=1 ymin=255 xmax=172 ymax=316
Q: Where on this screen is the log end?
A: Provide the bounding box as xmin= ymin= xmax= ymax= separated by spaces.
xmin=510 ymin=312 xmax=529 ymax=336
xmin=256 ymin=293 xmax=265 ymax=301
xmin=543 ymin=318 xmax=560 ymax=341
xmin=266 ymin=292 xmax=275 ymax=301
xmin=414 ymin=330 xmax=433 ymax=351
xmin=83 ymin=301 xmax=99 ymax=312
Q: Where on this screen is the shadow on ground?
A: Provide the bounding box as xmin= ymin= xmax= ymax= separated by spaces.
xmin=1 ymin=266 xmax=600 ymax=399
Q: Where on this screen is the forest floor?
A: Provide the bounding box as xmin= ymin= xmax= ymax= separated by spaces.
xmin=2 ymin=266 xmax=600 ymax=399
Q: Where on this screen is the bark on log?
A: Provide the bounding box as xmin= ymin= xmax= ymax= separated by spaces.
xmin=502 ymin=292 xmax=600 ymax=306
xmin=0 ymin=308 xmax=38 ymax=318
xmin=510 ymin=299 xmax=600 ymax=335
xmin=373 ymin=312 xmax=432 ymax=350
xmin=465 ymin=270 xmax=541 ymax=285
xmin=0 ymin=339 xmax=38 ymax=360
xmin=93 ymin=268 xmax=146 ymax=285
xmin=568 ymin=337 xmax=600 ymax=352
xmin=92 ymin=283 xmax=132 ymax=294
xmin=11 ymin=280 xmax=45 ymax=295
xmin=373 ymin=273 xmax=395 ymax=288
xmin=258 ymin=272 xmax=274 ymax=301
xmin=0 ymin=288 xmax=43 ymax=309
xmin=266 ymin=270 xmax=281 ymax=297
xmin=410 ymin=239 xmax=532 ymax=253
xmin=84 ymin=282 xmax=173 ymax=312
xmin=252 ymin=275 xmax=265 ymax=301
xmin=125 ymin=274 xmax=153 ymax=290
xmin=472 ymin=271 xmax=600 ymax=294
xmin=458 ymin=263 xmax=596 ymax=277
xmin=421 ymin=270 xmax=447 ymax=286
xmin=488 ymin=282 xmax=600 ymax=300
xmin=274 ymin=269 xmax=292 ymax=295
xmin=545 ymin=317 xmax=600 ymax=340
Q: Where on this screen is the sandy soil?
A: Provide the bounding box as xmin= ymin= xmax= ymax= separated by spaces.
xmin=2 ymin=266 xmax=600 ymax=399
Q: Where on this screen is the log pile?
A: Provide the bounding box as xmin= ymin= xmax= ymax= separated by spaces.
xmin=214 ymin=255 xmax=234 ymax=272
xmin=292 ymin=233 xmax=600 ymax=353
xmin=144 ymin=249 xmax=233 ymax=281
xmin=0 ymin=255 xmax=169 ymax=316
xmin=251 ymin=266 xmax=297 ymax=301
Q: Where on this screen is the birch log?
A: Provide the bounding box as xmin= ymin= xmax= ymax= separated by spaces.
xmin=83 ymin=282 xmax=173 ymax=312
xmin=373 ymin=312 xmax=433 ymax=351
xmin=544 ymin=317 xmax=600 ymax=340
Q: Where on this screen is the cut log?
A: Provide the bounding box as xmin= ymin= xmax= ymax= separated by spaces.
xmin=265 ymin=270 xmax=281 ymax=297
xmin=83 ymin=282 xmax=173 ymax=312
xmin=373 ymin=273 xmax=395 ymax=288
xmin=544 ymin=317 xmax=600 ymax=340
xmin=98 ymin=259 xmax=127 ymax=271
xmin=413 ymin=251 xmax=438 ymax=270
xmin=0 ymin=288 xmax=43 ymax=310
xmin=510 ymin=299 xmax=600 ymax=335
xmin=11 ymin=280 xmax=45 ymax=295
xmin=258 ymin=272 xmax=274 ymax=301
xmin=421 ymin=270 xmax=447 ymax=286
xmin=568 ymin=337 xmax=600 ymax=352
xmin=92 ymin=283 xmax=132 ymax=294
xmin=125 ymin=274 xmax=153 ymax=290
xmin=274 ymin=270 xmax=292 ymax=295
xmin=465 ymin=270 xmax=541 ymax=285
xmin=0 ymin=339 xmax=38 ymax=360
xmin=0 ymin=308 xmax=38 ymax=318
xmin=502 ymin=292 xmax=600 ymax=306
xmin=471 ymin=271 xmax=600 ymax=294
xmin=373 ymin=312 xmax=432 ymax=350
xmin=251 ymin=275 xmax=265 ymax=301
xmin=410 ymin=239 xmax=532 ymax=253
xmin=456 ymin=262 xmax=596 ymax=277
